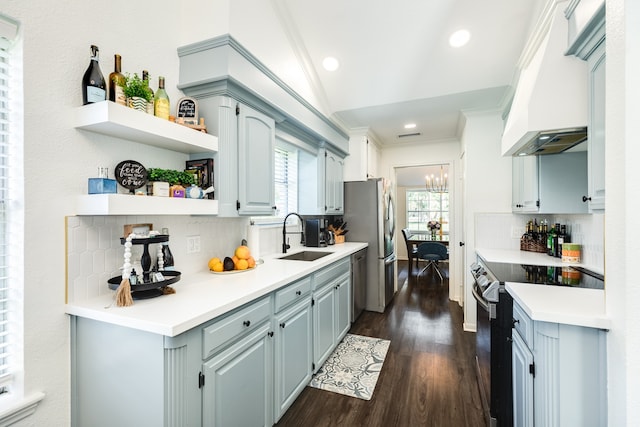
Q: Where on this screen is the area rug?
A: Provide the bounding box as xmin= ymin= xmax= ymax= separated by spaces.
xmin=309 ymin=333 xmax=391 ymax=400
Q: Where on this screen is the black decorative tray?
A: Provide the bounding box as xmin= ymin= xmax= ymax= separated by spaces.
xmin=107 ymin=270 xmax=181 ymax=300
xmin=120 ymin=234 xmax=169 ymax=245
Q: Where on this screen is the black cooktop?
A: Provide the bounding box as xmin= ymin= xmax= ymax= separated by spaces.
xmin=482 ymin=261 xmax=604 ymax=290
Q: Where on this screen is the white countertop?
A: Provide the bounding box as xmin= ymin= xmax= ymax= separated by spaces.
xmin=476 ymin=248 xmax=610 ymax=330
xmin=65 ymin=242 xmax=368 ymax=337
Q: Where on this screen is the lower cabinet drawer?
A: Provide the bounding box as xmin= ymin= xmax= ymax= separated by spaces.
xmin=314 ymin=257 xmax=350 ymax=290
xmin=202 ymin=296 xmax=271 ymax=360
xmin=512 ymin=301 xmax=533 ymax=348
xmin=274 ymin=276 xmax=311 ymax=313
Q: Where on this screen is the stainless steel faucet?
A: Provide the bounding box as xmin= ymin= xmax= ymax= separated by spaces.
xmin=282 ymin=212 xmax=305 ymax=253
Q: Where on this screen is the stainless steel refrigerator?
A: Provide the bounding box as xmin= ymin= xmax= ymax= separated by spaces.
xmin=343 ymin=178 xmax=396 ymax=313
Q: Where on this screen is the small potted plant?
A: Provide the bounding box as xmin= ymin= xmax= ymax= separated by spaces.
xmin=118 ymin=72 xmax=153 ymax=112
xmin=147 ymin=168 xmax=196 ymax=198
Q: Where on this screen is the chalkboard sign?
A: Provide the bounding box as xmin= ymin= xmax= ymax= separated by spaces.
xmin=115 ymin=160 xmax=147 ymax=192
xmin=176 ymin=97 xmax=198 ymax=125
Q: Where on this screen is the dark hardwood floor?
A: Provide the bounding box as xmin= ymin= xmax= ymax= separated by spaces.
xmin=276 ymin=260 xmax=485 ymax=427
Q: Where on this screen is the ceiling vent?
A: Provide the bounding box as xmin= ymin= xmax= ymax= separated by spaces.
xmin=397 ymin=132 xmax=421 ymax=138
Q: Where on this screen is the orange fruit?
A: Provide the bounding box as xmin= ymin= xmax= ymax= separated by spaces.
xmin=235 ymin=245 xmax=251 ymax=260
xmin=211 ymin=262 xmax=223 ymax=272
xmin=208 ymin=257 xmax=221 ymax=270
xmin=232 ymin=255 xmax=239 ymax=268
xmin=236 ymin=259 xmax=249 ymax=270
xmin=247 ymin=256 xmax=256 ymax=268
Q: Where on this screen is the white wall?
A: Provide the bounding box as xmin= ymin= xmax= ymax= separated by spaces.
xmin=605 ymin=1 xmax=640 ymax=424
xmin=460 ymin=110 xmax=512 ymax=331
xmin=1 ymin=1 xmax=195 ymax=425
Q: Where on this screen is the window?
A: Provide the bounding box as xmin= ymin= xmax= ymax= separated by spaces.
xmin=406 ymin=189 xmax=449 ymax=234
xmin=0 ymin=13 xmax=22 ymax=403
xmin=273 ymin=144 xmax=298 ymax=219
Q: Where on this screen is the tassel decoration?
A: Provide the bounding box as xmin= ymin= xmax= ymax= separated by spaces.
xmin=115 ymin=234 xmax=134 ymax=307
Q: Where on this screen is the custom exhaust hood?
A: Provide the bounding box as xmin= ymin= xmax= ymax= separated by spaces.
xmin=501 ymin=1 xmax=588 ymax=157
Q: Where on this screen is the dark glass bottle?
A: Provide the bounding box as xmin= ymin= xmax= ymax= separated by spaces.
xmin=82 ymin=45 xmax=106 ymax=105
xmin=142 ymin=70 xmax=154 ymax=114
xmin=108 ymin=54 xmax=125 ymax=105
xmin=162 ymin=241 xmax=174 ymax=271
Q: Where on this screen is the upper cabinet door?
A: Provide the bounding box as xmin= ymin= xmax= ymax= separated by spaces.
xmin=512 ymin=156 xmax=539 ymax=213
xmin=586 ymin=41 xmax=605 ymax=211
xmin=238 ymin=103 xmax=276 ymax=216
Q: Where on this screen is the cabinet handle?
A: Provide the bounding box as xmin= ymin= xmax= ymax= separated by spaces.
xmin=280 ymin=322 xmax=286 ymax=328
xmin=267 ymin=331 xmax=274 ymax=338
xmin=512 ymin=319 xmax=520 ymax=328
xmin=243 ymin=320 xmax=251 ymax=327
xmin=296 ymin=290 xmax=302 ymax=296
xmin=582 ymin=196 xmax=592 ymax=202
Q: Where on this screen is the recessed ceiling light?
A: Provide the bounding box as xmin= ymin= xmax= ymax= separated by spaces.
xmin=322 ymin=57 xmax=340 ymax=71
xmin=449 ymin=29 xmax=470 ymax=48
xmin=404 ymin=123 xmax=416 ymax=129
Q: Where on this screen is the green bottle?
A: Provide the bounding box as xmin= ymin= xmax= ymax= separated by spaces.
xmin=154 ymin=76 xmax=170 ymax=120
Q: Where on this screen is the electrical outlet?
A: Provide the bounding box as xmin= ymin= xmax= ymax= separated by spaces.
xmin=187 ymin=236 xmax=201 ymax=254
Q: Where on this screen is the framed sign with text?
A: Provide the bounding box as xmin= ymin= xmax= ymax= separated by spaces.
xmin=115 ymin=160 xmax=147 ymax=193
xmin=176 ymin=97 xmax=198 ymax=125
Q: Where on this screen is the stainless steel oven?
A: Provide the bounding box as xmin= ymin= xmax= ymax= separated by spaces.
xmin=471 ymin=261 xmax=513 ymax=427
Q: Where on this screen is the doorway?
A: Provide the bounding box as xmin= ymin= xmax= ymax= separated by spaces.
xmin=394 ymin=163 xmax=460 ymax=303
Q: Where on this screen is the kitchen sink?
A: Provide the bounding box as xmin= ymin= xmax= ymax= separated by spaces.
xmin=278 ymin=251 xmax=332 ymax=261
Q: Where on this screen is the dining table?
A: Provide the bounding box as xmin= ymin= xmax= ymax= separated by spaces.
xmin=406 ymin=233 xmax=449 ymax=276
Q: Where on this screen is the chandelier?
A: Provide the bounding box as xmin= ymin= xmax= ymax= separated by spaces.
xmin=425 ymin=166 xmax=448 ymax=193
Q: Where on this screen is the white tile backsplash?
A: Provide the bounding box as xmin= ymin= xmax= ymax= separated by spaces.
xmin=66 ymin=215 xmax=249 ymax=303
xmin=474 ymin=212 xmax=604 ymax=272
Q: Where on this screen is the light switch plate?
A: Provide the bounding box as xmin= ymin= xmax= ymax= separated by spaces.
xmin=187 ymin=235 xmax=201 ymax=253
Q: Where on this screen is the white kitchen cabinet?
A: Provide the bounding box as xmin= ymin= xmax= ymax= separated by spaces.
xmin=567 ymin=3 xmax=605 ymax=211
xmin=344 ymin=135 xmax=379 ymax=181
xmin=74 ymin=101 xmax=219 ymax=216
xmin=511 ymin=299 xmax=607 ymax=427
xmin=197 ymin=96 xmax=276 ymax=217
xmin=512 ymin=156 xmax=539 ymax=213
xmin=273 ymin=278 xmax=312 ymax=422
xmin=299 ymin=147 xmax=346 ymax=215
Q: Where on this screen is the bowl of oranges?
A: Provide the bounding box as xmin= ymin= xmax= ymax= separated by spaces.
xmin=208 ymin=245 xmax=257 ymax=274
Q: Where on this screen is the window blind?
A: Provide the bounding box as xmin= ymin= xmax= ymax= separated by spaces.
xmin=274 ymin=146 xmax=298 ymax=218
xmin=0 ymin=14 xmax=20 ymax=395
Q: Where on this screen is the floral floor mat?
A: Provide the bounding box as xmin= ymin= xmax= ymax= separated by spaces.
xmin=309 ymin=333 xmax=391 ymax=400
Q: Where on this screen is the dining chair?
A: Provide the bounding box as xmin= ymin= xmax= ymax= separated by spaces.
xmin=401 ymin=228 xmax=419 ymax=273
xmin=416 ymin=241 xmax=449 ymax=282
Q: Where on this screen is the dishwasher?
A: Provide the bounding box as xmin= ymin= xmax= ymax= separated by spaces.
xmin=351 ymin=248 xmax=367 ymax=322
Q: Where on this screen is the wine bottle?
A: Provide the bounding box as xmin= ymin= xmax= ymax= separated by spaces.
xmin=82 ymin=45 xmax=106 ymax=105
xmin=142 ymin=70 xmax=154 ymax=114
xmin=108 ymin=54 xmax=126 ymax=105
xmin=154 ymin=76 xmax=170 ymax=120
